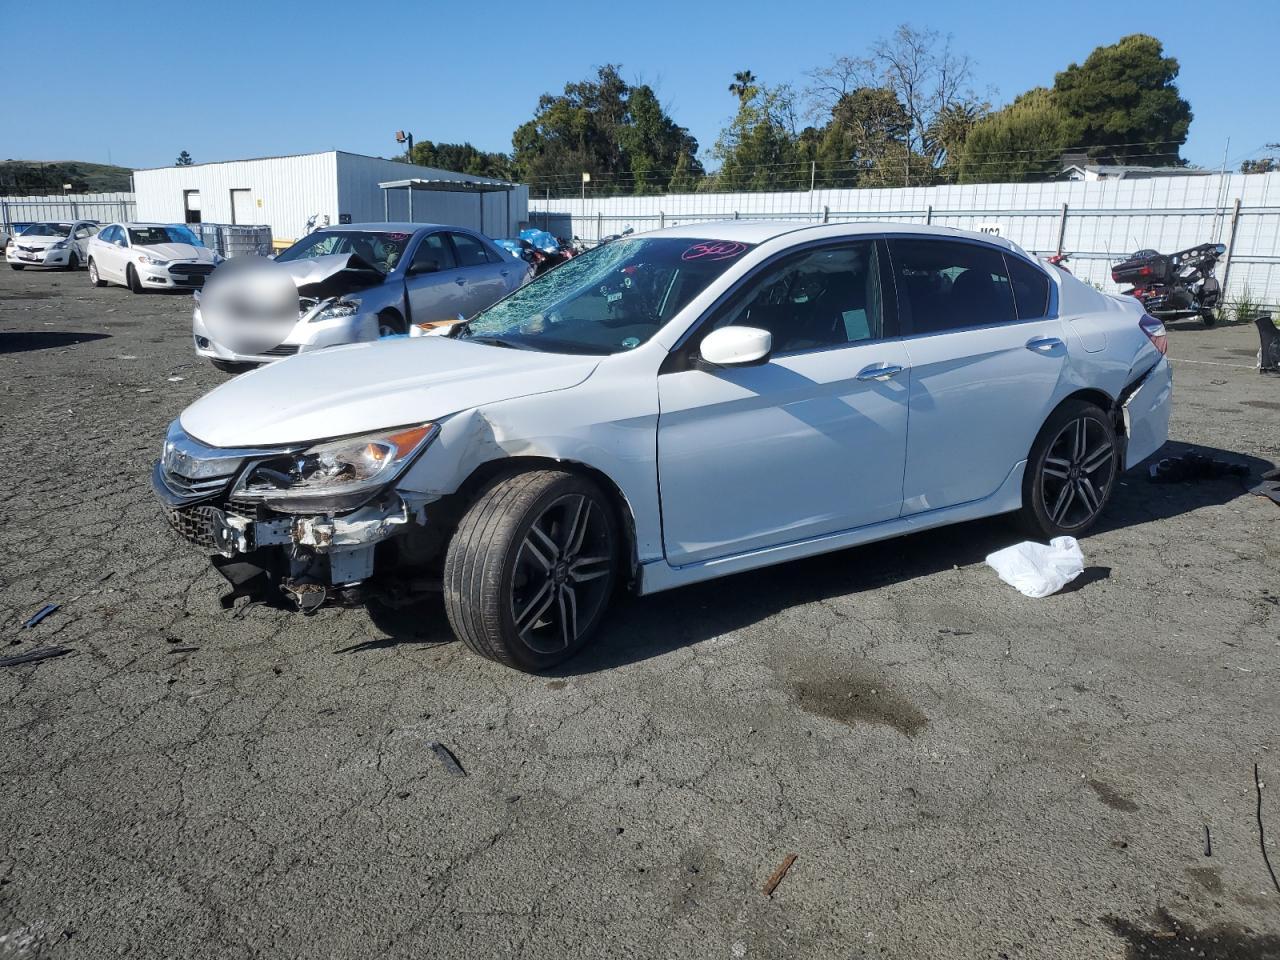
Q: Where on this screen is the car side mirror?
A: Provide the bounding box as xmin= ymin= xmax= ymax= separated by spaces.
xmin=698 ymin=326 xmax=772 ymax=367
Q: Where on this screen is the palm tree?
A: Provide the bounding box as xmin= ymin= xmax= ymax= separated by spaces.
xmin=728 ymin=70 xmax=757 ymax=104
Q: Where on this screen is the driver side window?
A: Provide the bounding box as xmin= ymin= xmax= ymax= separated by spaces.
xmin=710 ymin=241 xmax=883 ymax=355
xmin=410 ymin=233 xmax=456 ymax=274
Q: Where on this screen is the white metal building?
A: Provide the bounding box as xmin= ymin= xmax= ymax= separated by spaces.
xmin=132 ymin=151 xmax=529 ymax=245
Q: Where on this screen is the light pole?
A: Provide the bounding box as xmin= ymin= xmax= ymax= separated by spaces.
xmin=395 ymin=130 xmax=414 ymax=163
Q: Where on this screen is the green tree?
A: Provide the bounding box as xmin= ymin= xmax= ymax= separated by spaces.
xmin=728 ymin=70 xmax=758 ymax=104
xmin=955 ymin=87 xmax=1067 ymax=184
xmin=512 ymin=65 xmax=702 ymax=195
xmin=711 ymin=81 xmax=807 ymax=191
xmin=175 ymin=150 xmax=193 ymax=166
xmin=409 ymin=140 xmax=513 ymax=180
xmin=1052 ymin=34 xmax=1192 ymax=165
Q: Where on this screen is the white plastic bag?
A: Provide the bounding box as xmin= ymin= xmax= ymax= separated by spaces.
xmin=985 ymin=537 xmax=1085 ymax=598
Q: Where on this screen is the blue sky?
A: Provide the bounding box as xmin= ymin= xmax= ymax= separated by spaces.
xmin=2 ymin=0 xmax=1277 ymax=173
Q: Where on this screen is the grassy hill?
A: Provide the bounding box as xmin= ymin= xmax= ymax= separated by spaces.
xmin=1 ymin=160 xmax=134 ymax=195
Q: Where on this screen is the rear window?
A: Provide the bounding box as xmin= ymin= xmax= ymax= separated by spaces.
xmin=1006 ymin=255 xmax=1051 ymax=319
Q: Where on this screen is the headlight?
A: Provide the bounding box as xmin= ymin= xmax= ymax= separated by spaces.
xmin=232 ymin=423 xmax=438 ymax=513
xmin=311 ymin=298 xmax=361 ymax=323
xmin=139 ymin=254 xmax=169 ymax=266
xmin=51 ymin=240 xmax=69 ymax=250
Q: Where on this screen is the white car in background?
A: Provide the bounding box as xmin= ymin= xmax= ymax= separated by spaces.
xmin=7 ymin=220 xmax=100 ymax=270
xmin=86 ymin=222 xmax=222 ymax=293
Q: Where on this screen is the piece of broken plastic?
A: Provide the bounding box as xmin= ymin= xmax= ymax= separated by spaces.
xmin=985 ymin=537 xmax=1085 ymax=598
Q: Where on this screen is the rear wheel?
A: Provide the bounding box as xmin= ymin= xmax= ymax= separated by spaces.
xmin=126 ymin=264 xmax=143 ymax=293
xmin=444 ymin=470 xmax=619 ymax=671
xmin=1018 ymin=399 xmax=1118 ymax=539
xmin=1200 ymin=308 xmax=1217 ymax=327
xmin=88 ymin=260 xmax=105 ymax=286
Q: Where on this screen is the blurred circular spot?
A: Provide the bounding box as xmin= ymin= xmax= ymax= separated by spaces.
xmin=200 ymin=256 xmax=298 ymax=355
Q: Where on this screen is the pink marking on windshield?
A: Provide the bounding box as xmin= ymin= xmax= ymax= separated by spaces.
xmin=681 ymin=241 xmax=748 ymax=262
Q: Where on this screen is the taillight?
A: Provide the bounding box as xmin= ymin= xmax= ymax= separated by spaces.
xmin=1139 ymin=313 xmax=1167 ymax=355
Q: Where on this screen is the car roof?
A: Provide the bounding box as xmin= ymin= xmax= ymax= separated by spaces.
xmin=642 ymin=219 xmax=1029 ymax=257
xmin=318 ymin=222 xmax=466 ymax=234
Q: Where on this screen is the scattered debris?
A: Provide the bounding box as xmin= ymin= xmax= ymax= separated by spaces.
xmin=1251 ymin=467 xmax=1280 ymax=508
xmin=985 ymin=537 xmax=1085 ymax=598
xmin=1258 ymin=313 xmax=1279 ymax=373
xmin=429 ymin=742 xmax=467 ymax=777
xmin=22 ymin=603 xmax=60 ymax=628
xmin=1203 ymin=824 xmax=1212 ymax=857
xmin=166 ymin=646 xmax=200 ymax=654
xmin=762 ymin=853 xmax=798 ymax=896
xmin=1255 ymin=763 xmax=1280 ymax=894
xmin=0 ymin=646 xmax=73 ymax=668
xmin=166 ymin=375 xmax=186 ymax=382
xmin=1147 ymin=451 xmax=1249 ymax=484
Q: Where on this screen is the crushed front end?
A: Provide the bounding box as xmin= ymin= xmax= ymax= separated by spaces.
xmin=152 ymin=420 xmax=440 ymax=612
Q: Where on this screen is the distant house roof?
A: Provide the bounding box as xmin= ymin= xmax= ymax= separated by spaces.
xmin=1059 ymin=163 xmax=1210 ymax=181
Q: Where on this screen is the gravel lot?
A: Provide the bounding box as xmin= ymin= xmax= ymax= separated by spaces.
xmin=1 ymin=265 xmax=1278 ymax=959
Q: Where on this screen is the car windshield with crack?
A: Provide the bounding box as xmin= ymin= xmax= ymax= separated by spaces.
xmin=458 ymin=236 xmax=753 ymax=355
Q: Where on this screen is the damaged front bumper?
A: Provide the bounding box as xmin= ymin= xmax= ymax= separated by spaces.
xmin=152 ymin=460 xmax=433 ymax=612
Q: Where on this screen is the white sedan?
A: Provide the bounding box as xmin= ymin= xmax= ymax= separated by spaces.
xmin=86 ymin=222 xmax=221 ymax=292
xmin=153 ymin=221 xmax=1172 ymax=670
xmin=7 ymin=220 xmax=100 ymax=270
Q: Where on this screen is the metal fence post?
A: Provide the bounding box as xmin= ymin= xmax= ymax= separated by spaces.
xmin=926 ymin=204 xmax=933 ymax=225
xmin=597 ymin=211 xmax=603 ymax=241
xmin=823 ymin=206 xmax=829 ymax=224
xmin=1219 ymin=197 xmax=1243 ymax=297
xmin=1056 ymin=203 xmax=1069 ymax=256
xmin=659 ymin=210 xmax=665 ymax=230
xmin=733 ymin=211 xmax=739 ymax=220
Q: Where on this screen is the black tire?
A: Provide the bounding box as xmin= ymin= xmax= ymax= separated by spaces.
xmin=67 ymin=251 xmax=79 ymax=270
xmin=1018 ymin=399 xmax=1118 ymax=539
xmin=126 ymin=264 xmax=144 ymax=294
xmin=444 ymin=470 xmax=619 ymax=671
xmin=88 ymin=259 xmax=106 ymax=287
xmin=377 ymin=310 xmax=406 ymax=337
xmin=10 ymin=263 xmax=24 ymax=271
xmin=210 ymin=359 xmax=258 ymax=374
xmin=1200 ymin=309 xmax=1217 ymax=327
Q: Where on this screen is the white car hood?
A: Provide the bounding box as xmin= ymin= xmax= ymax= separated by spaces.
xmin=16 ymin=235 xmax=63 ymax=248
xmin=180 ymin=336 xmax=600 ymax=447
xmin=135 ymin=242 xmax=214 ymax=262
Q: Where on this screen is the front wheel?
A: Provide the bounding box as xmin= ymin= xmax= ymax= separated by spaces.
xmin=126 ymin=264 xmax=144 ymax=294
xmin=444 ymin=470 xmax=619 ymax=671
xmin=1018 ymin=399 xmax=1118 ymax=539
xmin=9 ymin=264 xmax=23 ymax=271
xmin=1200 ymin=308 xmax=1217 ymax=327
xmin=67 ymin=251 xmax=79 ymax=270
xmin=210 ymin=359 xmax=257 ymax=374
xmin=377 ymin=310 xmax=406 ymax=338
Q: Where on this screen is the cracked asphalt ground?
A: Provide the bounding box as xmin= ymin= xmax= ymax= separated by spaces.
xmin=1 ymin=265 xmax=1279 ymax=960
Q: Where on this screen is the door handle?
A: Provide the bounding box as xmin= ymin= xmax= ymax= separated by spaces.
xmin=454 ymin=277 xmax=466 ymax=286
xmin=1026 ymin=336 xmax=1064 ymax=353
xmin=500 ymin=269 xmax=510 ymax=277
xmin=856 ymin=363 xmax=904 ymax=382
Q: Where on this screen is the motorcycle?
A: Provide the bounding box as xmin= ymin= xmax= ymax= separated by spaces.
xmin=1111 ymin=242 xmax=1226 ymax=327
xmin=513 ymin=228 xmax=577 ymax=277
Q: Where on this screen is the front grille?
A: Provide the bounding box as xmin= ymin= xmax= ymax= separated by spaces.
xmin=169 ymin=262 xmax=215 ymax=277
xmin=164 ymin=504 xmax=221 ymax=549
xmin=260 ymin=344 xmax=300 ymax=357
xmin=161 ymin=467 xmax=234 ymax=500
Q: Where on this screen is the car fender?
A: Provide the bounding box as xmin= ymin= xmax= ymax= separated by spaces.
xmin=395 ymin=357 xmax=664 ymax=564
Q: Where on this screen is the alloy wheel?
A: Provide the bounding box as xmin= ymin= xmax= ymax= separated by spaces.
xmin=1039 ymin=416 xmax=1115 ymax=529
xmin=510 ymin=493 xmax=613 ymax=655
